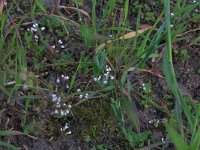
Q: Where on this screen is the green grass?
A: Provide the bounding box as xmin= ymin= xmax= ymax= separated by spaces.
xmin=0 ymin=0 xmax=200 ymax=149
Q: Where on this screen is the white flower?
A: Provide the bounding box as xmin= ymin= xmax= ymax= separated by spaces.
xmin=68 ymin=104 xmax=72 ymax=109
xmin=110 ymin=75 xmax=115 ymax=80
xmin=61 ymin=110 xmax=65 ymax=116
xmin=32 ymin=23 xmax=38 ymax=28
xmin=61 ymin=45 xmax=65 ymax=49
xmin=170 ymin=24 xmax=173 ymax=28
xmin=192 ymin=0 xmax=196 ymax=3
xmin=79 ymin=94 xmax=83 ymax=99
xmin=106 ymin=67 xmax=111 ymax=72
xmin=56 ymin=103 xmax=61 ymax=108
xmin=148 ymin=120 xmax=154 ymax=124
xmin=65 ymin=131 xmax=72 ymax=135
xmin=63 ymin=76 xmax=69 ymax=80
xmin=98 ymin=76 xmax=101 ymax=81
xmin=52 ymin=45 xmax=56 ymax=49
xmin=64 ymin=123 xmax=69 ymax=129
xmin=170 ymin=12 xmax=174 ymax=16
xmin=58 ymin=40 xmax=63 ymax=44
xmin=85 ymin=93 xmax=89 ymax=99
xmin=27 ymin=28 xmax=30 ymax=31
xmin=56 ymin=78 xmax=60 ymax=83
xmin=54 ymin=110 xmax=59 ymax=114
xmin=41 ymin=27 xmax=45 ymax=31
xmin=93 ymin=77 xmax=98 ymax=81
xmin=34 ymin=35 xmax=39 ymax=39
xmin=65 ymin=110 xmax=69 ymax=114
xmin=104 ymin=72 xmax=109 ymax=77
xmin=31 ymin=27 xmax=37 ymax=32
xmin=103 ymin=80 xmax=108 ymax=85
xmin=77 ymin=89 xmax=81 ymax=92
xmin=66 ymin=85 xmax=69 ymax=89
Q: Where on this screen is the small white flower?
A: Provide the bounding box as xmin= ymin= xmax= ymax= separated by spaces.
xmin=110 ymin=75 xmax=115 ymax=80
xmin=143 ymin=87 xmax=147 ymax=91
xmin=57 ymin=97 xmax=61 ymax=102
xmin=63 ymin=76 xmax=69 ymax=80
xmin=64 ymin=123 xmax=69 ymax=129
xmin=192 ymin=0 xmax=196 ymax=3
xmin=79 ymin=94 xmax=83 ymax=99
xmin=61 ymin=45 xmax=65 ymax=49
xmin=61 ymin=110 xmax=65 ymax=116
xmin=65 ymin=110 xmax=69 ymax=114
xmin=103 ymin=80 xmax=108 ymax=85
xmin=170 ymin=12 xmax=174 ymax=16
xmin=68 ymin=104 xmax=72 ymax=109
xmin=66 ymin=85 xmax=69 ymax=89
xmin=41 ymin=27 xmax=45 ymax=31
xmin=31 ymin=27 xmax=37 ymax=32
xmin=85 ymin=93 xmax=89 ymax=99
xmin=52 ymin=45 xmax=56 ymax=49
xmin=56 ymin=103 xmax=61 ymax=108
xmin=93 ymin=77 xmax=98 ymax=81
xmin=170 ymin=24 xmax=173 ymax=28
xmin=148 ymin=120 xmax=154 ymax=124
xmin=58 ymin=40 xmax=63 ymax=44
xmin=66 ymin=131 xmax=72 ymax=135
xmin=61 ymin=75 xmax=64 ymax=78
xmin=56 ymin=78 xmax=60 ymax=83
xmin=34 ymin=35 xmax=39 ymax=39
xmin=106 ymin=67 xmax=111 ymax=72
xmin=104 ymin=72 xmax=109 ymax=77
xmin=27 ymin=28 xmax=30 ymax=31
xmin=32 ymin=23 xmax=38 ymax=28
xmin=77 ymin=89 xmax=81 ymax=92
xmin=162 ymin=138 xmax=165 ymax=143
xmin=54 ymin=110 xmax=59 ymax=114
xmin=98 ymin=76 xmax=101 ymax=81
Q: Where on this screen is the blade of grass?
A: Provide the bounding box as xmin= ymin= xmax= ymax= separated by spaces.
xmin=0 ymin=141 xmax=19 ymax=150
xmin=166 ymin=124 xmax=188 ymax=150
xmin=164 ymin=0 xmax=194 ymax=133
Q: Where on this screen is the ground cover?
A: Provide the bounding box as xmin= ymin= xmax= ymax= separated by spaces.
xmin=0 ymin=0 xmax=200 ymax=149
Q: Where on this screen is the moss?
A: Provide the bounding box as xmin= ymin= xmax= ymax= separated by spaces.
xmin=75 ymin=99 xmax=117 ymax=140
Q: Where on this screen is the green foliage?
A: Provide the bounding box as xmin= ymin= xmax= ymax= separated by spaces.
xmin=93 ymin=51 xmax=107 ymax=74
xmin=180 ymin=49 xmax=189 ymax=60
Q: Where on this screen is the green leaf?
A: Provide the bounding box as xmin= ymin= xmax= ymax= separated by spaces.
xmin=166 ymin=124 xmax=188 ymax=150
xmin=35 ymin=0 xmax=47 ymax=13
xmin=190 ymin=127 xmax=200 ymax=150
xmin=0 ymin=141 xmax=19 ymax=150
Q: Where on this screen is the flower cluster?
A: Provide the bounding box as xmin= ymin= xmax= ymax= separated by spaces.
xmin=60 ymin=122 xmax=72 ymax=135
xmin=93 ymin=65 xmax=115 ymax=85
xmin=27 ymin=23 xmax=46 ymax=42
xmin=79 ymin=93 xmax=89 ymax=99
xmin=51 ymin=94 xmax=71 ymax=117
xmin=56 ymin=74 xmax=70 ymax=89
xmin=26 ymin=22 xmax=66 ymax=49
xmin=51 ymin=93 xmax=72 ymax=135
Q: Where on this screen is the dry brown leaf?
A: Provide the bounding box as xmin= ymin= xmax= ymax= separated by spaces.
xmin=119 ymin=27 xmax=152 ymax=40
xmin=95 ymin=26 xmax=151 ymax=52
xmin=0 ymin=0 xmax=5 ymax=18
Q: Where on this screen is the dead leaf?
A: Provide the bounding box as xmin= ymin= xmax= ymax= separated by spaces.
xmin=119 ymin=27 xmax=152 ymax=40
xmin=0 ymin=0 xmax=5 ymax=18
xmin=95 ymin=26 xmax=151 ymax=52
